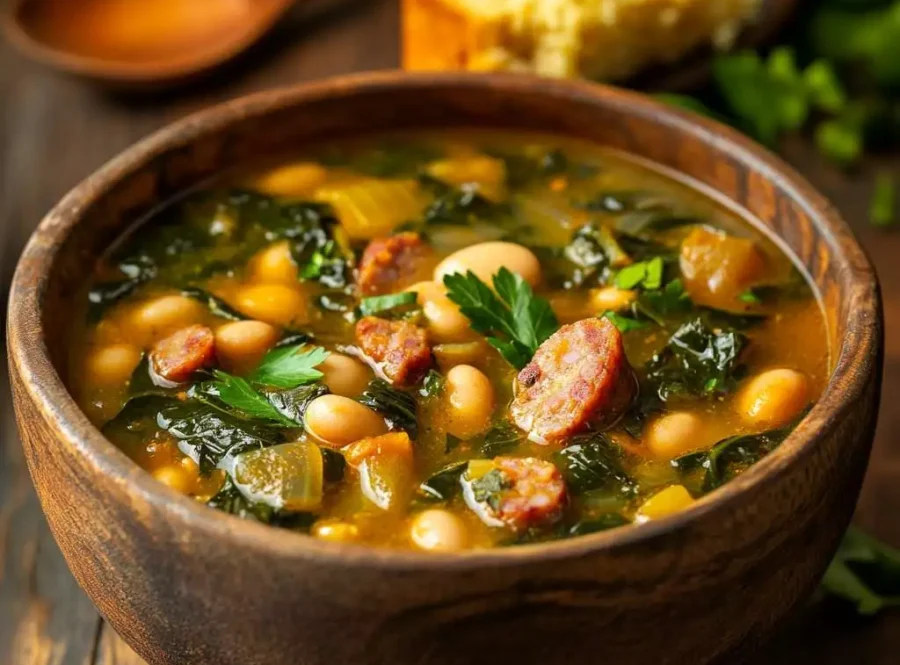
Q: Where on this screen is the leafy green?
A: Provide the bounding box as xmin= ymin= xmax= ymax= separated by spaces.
xmin=870 ymin=172 xmax=897 ymax=227
xmin=321 ymin=448 xmax=346 ymax=483
xmin=248 ymin=345 xmax=329 ymax=389
xmin=207 ymin=477 xmax=316 ymax=529
xmin=358 ymin=292 xmax=419 ymax=317
xmin=822 ymin=526 xmax=900 ymax=615
xmin=419 ymin=370 xmax=444 ymax=397
xmin=675 ymin=425 xmax=794 ymax=494
xmin=480 ymin=420 xmax=526 ymax=457
xmin=417 ymin=462 xmax=467 ymax=502
xmin=565 ymin=224 xmax=630 ymax=271
xmin=358 ymin=379 xmax=418 ymax=439
xmin=635 ymin=278 xmax=693 ymax=322
xmin=197 ymin=371 xmax=297 ymax=426
xmin=553 ymin=435 xmax=636 ymax=496
xmin=262 ymin=383 xmax=329 ymax=425
xmin=614 ymin=257 xmax=665 ymax=290
xmin=298 ymin=239 xmax=352 ymax=289
xmin=443 ymin=267 xmax=559 ymax=369
xmin=154 ymin=398 xmax=285 ymax=473
xmin=418 ymin=176 xmax=506 ymax=226
xmin=567 ymin=514 xmax=630 ymax=536
xmin=603 ymin=311 xmax=648 ymax=333
xmin=646 ymin=317 xmax=748 ymax=399
xmin=470 ymin=469 xmax=512 ymax=512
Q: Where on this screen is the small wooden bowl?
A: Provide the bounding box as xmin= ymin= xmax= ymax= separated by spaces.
xmin=7 ymin=73 xmax=883 ymax=665
xmin=3 ymin=0 xmax=295 ymax=89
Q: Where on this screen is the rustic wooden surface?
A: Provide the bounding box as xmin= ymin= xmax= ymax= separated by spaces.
xmin=0 ymin=1 xmax=898 ymax=663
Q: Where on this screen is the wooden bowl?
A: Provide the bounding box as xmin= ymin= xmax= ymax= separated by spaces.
xmin=7 ymin=72 xmax=883 ymax=665
xmin=3 ymin=0 xmax=295 ymax=89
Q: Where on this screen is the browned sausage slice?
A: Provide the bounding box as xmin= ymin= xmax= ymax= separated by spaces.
xmin=355 ymin=316 xmax=433 ymax=386
xmin=150 ymin=324 xmax=215 ymax=383
xmin=357 ymin=232 xmax=433 ymax=295
xmin=467 ymin=457 xmax=567 ymax=531
xmin=510 ymin=318 xmax=634 ymax=444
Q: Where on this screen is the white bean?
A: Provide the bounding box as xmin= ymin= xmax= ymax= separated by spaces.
xmin=304 ymin=395 xmax=387 ymax=447
xmin=434 ymin=242 xmax=541 ymax=287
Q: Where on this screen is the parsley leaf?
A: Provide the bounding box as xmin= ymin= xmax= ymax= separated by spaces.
xmin=359 ymin=292 xmax=418 ymax=317
xmin=603 ymin=311 xmax=648 ymax=333
xmin=613 ymin=257 xmax=665 ymax=290
xmin=249 ymin=345 xmax=329 ymax=389
xmin=442 ymin=268 xmax=559 ymax=369
xmin=205 ymin=371 xmax=297 ymax=426
xmin=822 ymin=526 xmax=900 ymax=615
xmin=870 ymin=172 xmax=896 ymax=228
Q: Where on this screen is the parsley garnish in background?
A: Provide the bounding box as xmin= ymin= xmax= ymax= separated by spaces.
xmin=657 ymin=0 xmax=900 ymax=228
xmin=822 ymin=526 xmax=900 ymax=615
xmin=443 ymin=267 xmax=559 ymax=369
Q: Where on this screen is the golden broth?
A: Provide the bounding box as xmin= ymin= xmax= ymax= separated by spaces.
xmin=69 ymin=131 xmax=829 ymax=550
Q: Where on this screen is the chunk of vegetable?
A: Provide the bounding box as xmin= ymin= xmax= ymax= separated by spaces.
xmin=253 ymin=163 xmax=329 ymax=198
xmin=426 ymin=154 xmax=507 ymax=202
xmin=248 ymin=241 xmax=299 ymax=285
xmin=679 ymin=227 xmax=766 ymax=310
xmin=316 ymin=179 xmax=429 ymax=239
xmin=344 ymin=432 xmax=414 ymax=511
xmin=234 ymin=284 xmax=307 ymax=327
xmin=232 ymin=441 xmax=325 ymax=511
xmin=636 ymin=485 xmax=694 ymax=522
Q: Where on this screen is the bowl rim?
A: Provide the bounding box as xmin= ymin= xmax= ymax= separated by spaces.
xmin=2 ymin=0 xmax=293 ymax=84
xmin=7 ymin=70 xmax=880 ymax=570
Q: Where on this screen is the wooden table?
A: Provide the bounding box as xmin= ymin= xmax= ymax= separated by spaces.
xmin=1 ymin=1 xmax=898 ymax=663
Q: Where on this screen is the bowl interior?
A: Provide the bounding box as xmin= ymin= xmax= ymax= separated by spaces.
xmin=12 ymin=72 xmax=877 ymax=560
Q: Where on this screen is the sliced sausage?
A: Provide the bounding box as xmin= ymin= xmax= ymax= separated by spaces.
xmin=150 ymin=324 xmax=215 ymax=383
xmin=357 ymin=232 xmax=433 ymax=295
xmin=510 ymin=318 xmax=634 ymax=444
xmin=471 ymin=457 xmax=567 ymax=531
xmin=355 ymin=316 xmax=433 ymax=386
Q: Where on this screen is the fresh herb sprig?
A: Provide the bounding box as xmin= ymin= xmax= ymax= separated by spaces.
xmin=822 ymin=526 xmax=900 ymax=615
xmin=249 ymin=345 xmax=329 ymax=388
xmin=202 ymin=344 xmax=330 ymax=421
xmin=442 ymin=267 xmax=559 ymax=369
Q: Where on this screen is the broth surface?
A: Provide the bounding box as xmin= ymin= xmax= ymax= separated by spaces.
xmin=70 ymin=131 xmax=829 ymax=550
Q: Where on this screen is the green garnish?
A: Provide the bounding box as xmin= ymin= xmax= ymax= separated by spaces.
xmin=248 ymin=345 xmax=329 ymax=389
xmin=358 ymin=291 xmax=419 ymax=317
xmin=870 ymin=172 xmax=896 ymax=228
xmin=602 ymin=311 xmax=648 ymax=333
xmin=208 ymin=370 xmax=297 ymax=426
xmin=738 ymin=289 xmax=762 ymax=304
xmin=822 ymin=526 xmax=900 ymax=615
xmin=443 ymin=267 xmax=559 ymax=370
xmin=613 ymin=257 xmax=664 ymax=291
xmin=420 ymin=369 xmax=445 ymax=397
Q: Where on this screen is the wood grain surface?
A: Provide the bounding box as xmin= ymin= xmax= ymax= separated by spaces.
xmin=0 ymin=1 xmax=898 ymax=663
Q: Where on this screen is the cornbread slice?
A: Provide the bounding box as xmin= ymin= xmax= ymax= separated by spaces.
xmin=402 ymin=0 xmax=761 ymax=81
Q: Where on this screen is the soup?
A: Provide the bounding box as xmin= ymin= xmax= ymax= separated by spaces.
xmin=70 ymin=131 xmax=829 ymax=551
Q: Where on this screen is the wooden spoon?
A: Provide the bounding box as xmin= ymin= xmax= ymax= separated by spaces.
xmin=4 ymin=0 xmax=296 ymax=89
